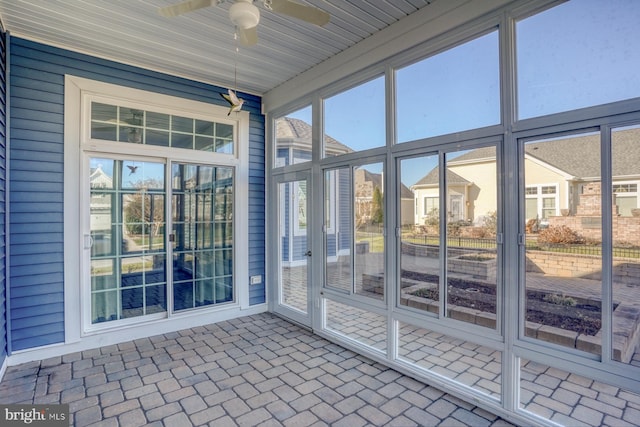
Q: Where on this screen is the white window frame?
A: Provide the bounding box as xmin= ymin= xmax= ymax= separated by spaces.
xmin=525 ymin=183 xmax=558 ymax=219
xmin=64 ymin=75 xmax=253 ymax=349
xmin=613 ymin=181 xmax=639 ymax=215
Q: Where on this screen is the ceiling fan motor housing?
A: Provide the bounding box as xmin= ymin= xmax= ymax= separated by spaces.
xmin=229 ymin=0 xmax=260 ymax=29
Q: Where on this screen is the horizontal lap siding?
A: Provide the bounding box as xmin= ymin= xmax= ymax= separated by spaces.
xmin=9 ymin=37 xmax=265 ymax=351
xmin=0 ymin=29 xmax=6 ymax=362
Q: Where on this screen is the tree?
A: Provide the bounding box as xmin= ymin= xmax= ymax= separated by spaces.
xmin=371 ymin=186 xmax=384 ymax=225
xmin=123 ymin=179 xmax=164 ymax=236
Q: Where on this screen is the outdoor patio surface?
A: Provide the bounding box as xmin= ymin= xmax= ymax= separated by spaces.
xmin=0 ymin=313 xmax=514 ymax=427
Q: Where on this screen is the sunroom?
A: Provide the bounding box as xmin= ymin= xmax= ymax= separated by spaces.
xmin=0 ymin=1 xmax=639 ymax=426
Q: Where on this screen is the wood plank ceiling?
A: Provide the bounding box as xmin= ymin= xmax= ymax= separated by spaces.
xmin=0 ymin=0 xmax=435 ymax=95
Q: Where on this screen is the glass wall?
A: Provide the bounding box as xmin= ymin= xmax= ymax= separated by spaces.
xmin=269 ymin=1 xmax=640 ymax=425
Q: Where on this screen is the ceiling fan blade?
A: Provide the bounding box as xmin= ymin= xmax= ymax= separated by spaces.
xmin=238 ymin=26 xmax=258 ymax=46
xmin=268 ymin=0 xmax=330 ymax=26
xmin=158 ymin=0 xmax=213 ymax=17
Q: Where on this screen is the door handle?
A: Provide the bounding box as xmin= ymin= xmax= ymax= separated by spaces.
xmin=304 ymin=250 xmax=312 ymax=257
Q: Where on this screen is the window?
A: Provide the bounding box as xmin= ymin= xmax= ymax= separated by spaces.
xmin=91 ymin=103 xmax=234 ymax=153
xmin=293 ymin=180 xmax=307 ymax=235
xmin=613 ymin=184 xmax=638 ymax=217
xmin=323 ymin=162 xmax=385 ymax=301
xmin=423 ymin=197 xmax=438 ymax=217
xmin=611 ymin=124 xmax=640 ymax=365
xmin=66 ymin=76 xmax=249 ymax=336
xmin=275 ymin=106 xmax=312 ymax=167
xmin=396 ymin=31 xmax=500 ymax=142
xmin=398 ymin=146 xmax=499 ymax=330
xmin=516 ymin=0 xmax=640 ymax=119
xmin=324 ymin=76 xmax=385 ymax=156
xmin=523 ymin=132 xmax=602 ymax=352
xmin=525 ymin=185 xmax=557 ymax=220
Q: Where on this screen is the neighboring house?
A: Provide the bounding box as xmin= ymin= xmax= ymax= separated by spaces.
xmin=276 ymin=118 xmax=414 ymax=266
xmin=412 ymin=129 xmax=640 ymax=228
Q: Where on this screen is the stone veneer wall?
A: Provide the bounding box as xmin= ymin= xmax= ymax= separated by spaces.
xmin=547 ymin=182 xmax=640 ymax=245
xmin=526 ymin=251 xmax=640 ymax=285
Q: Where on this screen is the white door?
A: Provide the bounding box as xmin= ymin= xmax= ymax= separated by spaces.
xmin=272 ymin=172 xmax=312 ymax=326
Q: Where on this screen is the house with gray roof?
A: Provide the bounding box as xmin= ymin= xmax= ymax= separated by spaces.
xmin=412 ymin=127 xmax=640 ymax=228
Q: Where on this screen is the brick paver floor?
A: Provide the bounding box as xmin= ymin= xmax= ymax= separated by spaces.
xmin=0 ymin=313 xmax=514 ymax=426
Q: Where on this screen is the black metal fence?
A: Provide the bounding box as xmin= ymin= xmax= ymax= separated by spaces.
xmin=405 ymin=234 xmax=640 ymax=258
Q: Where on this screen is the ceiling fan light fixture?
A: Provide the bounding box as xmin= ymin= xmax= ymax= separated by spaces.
xmin=229 ymin=1 xmax=260 ymax=29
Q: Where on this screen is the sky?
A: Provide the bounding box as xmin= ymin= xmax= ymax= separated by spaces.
xmin=286 ymin=0 xmax=640 ymax=188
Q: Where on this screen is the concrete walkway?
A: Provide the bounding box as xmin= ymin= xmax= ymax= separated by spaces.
xmin=0 ymin=313 xmax=513 ymax=426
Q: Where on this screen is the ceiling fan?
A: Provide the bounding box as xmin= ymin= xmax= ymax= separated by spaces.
xmin=158 ymin=0 xmax=330 ymax=46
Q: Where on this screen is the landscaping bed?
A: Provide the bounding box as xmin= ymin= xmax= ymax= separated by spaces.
xmin=403 ymin=269 xmax=603 ymax=336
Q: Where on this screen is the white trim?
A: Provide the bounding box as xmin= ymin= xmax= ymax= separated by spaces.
xmin=0 ymin=356 xmax=7 ymax=382
xmin=64 ymin=75 xmax=251 ymax=351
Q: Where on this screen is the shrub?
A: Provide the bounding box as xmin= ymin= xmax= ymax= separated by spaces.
xmin=537 ymin=225 xmax=584 ymax=245
xmin=543 ymin=293 xmax=576 ymax=306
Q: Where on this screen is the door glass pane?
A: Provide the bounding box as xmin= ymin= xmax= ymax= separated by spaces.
xmin=611 ymin=125 xmax=640 ymax=364
xmin=523 ymin=132 xmax=602 ymax=354
xmin=324 ymin=168 xmax=352 ymax=293
xmin=275 ymin=106 xmax=312 ymax=167
xmin=90 ymin=158 xmax=167 ymax=324
xmin=445 ymin=147 xmax=498 ymax=329
xmin=399 ymin=154 xmax=440 ymax=314
xmin=516 ymin=0 xmax=640 ymax=119
xmin=172 ymin=163 xmax=234 ymax=311
xmin=396 ymin=31 xmax=500 ymax=142
xmin=354 ymin=163 xmax=385 ymax=300
xmin=278 ymin=179 xmax=308 ymax=314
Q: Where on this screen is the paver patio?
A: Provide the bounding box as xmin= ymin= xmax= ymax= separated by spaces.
xmin=0 ymin=313 xmax=514 ymax=426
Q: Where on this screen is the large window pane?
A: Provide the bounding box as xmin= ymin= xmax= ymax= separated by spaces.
xmin=445 ymin=147 xmax=498 ymax=329
xmin=355 ymin=163 xmax=385 ymax=300
xmin=275 ymin=106 xmax=312 ymax=167
xmin=517 ymin=0 xmax=640 ymax=119
xmin=611 ymin=125 xmax=640 ymax=365
xmin=396 ymin=31 xmax=500 ymax=142
xmin=326 ymin=299 xmax=386 ymax=353
xmin=399 ymin=154 xmax=440 ymax=315
xmin=324 ymin=76 xmax=384 ymax=156
xmin=520 ymin=359 xmax=640 ymax=426
xmin=398 ymin=322 xmax=502 ymax=399
xmin=523 ymin=133 xmax=602 ymax=354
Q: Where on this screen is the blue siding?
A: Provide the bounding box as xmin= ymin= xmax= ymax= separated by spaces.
xmin=0 ymin=28 xmax=7 ymax=364
xmin=9 ymin=37 xmax=265 ymax=351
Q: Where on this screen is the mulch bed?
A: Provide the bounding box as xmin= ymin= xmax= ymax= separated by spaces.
xmin=403 ymin=269 xmax=602 ymax=336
